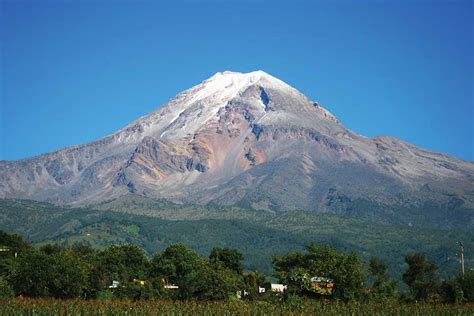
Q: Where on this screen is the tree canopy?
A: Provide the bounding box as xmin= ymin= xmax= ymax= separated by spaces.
xmin=273 ymin=243 xmax=365 ymax=301
xmin=403 ymin=253 xmax=439 ymax=301
xmin=0 ymin=231 xmax=472 ymax=304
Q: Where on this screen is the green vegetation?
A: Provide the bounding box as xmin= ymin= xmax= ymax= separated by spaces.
xmin=1 ymin=231 xmax=473 ymax=303
xmin=0 ymin=198 xmax=472 ymax=283
xmin=368 ymin=256 xmax=397 ymax=301
xmin=403 ymin=253 xmax=440 ymax=301
xmin=0 ymin=230 xmax=473 ymax=314
xmin=126 ymin=225 xmax=140 ymax=236
xmin=273 ymin=244 xmax=365 ymax=301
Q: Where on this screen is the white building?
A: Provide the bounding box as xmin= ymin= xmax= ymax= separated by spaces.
xmin=270 ymin=283 xmax=287 ymax=293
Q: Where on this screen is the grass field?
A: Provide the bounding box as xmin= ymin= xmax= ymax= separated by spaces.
xmin=1 ymin=298 xmax=474 ymax=315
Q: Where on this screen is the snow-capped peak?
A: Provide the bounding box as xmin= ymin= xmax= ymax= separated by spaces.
xmin=205 ymin=70 xmax=290 ymax=92
xmin=116 ymin=70 xmax=322 ymax=141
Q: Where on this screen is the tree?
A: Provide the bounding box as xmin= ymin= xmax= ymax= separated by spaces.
xmin=368 ymin=257 xmax=396 ymax=301
xmin=457 ymin=270 xmax=474 ymax=302
xmin=13 ymin=249 xmax=55 ymax=297
xmin=243 ymin=271 xmax=266 ymax=299
xmin=198 ymin=264 xmax=244 ymax=300
xmin=39 ymin=244 xmax=62 ymax=255
xmin=0 ymin=276 xmax=13 ymax=298
xmin=403 ymin=253 xmax=439 ymax=301
xmin=207 ymin=248 xmax=246 ymax=299
xmin=0 ymin=231 xmax=31 ymax=288
xmin=150 ymin=244 xmax=245 ymax=300
xmin=273 ymin=244 xmax=365 ymax=301
xmin=50 ymin=249 xmax=90 ymax=298
xmin=150 ymin=244 xmax=208 ymax=299
xmin=69 ymin=244 xmax=101 ymax=298
xmin=209 ymin=248 xmax=244 ymax=274
xmin=272 ymin=251 xmax=305 ymax=285
xmin=98 ymin=244 xmax=149 ymax=284
xmin=0 ymin=231 xmax=31 ymax=254
xmin=95 ymin=244 xmax=163 ymax=300
xmin=440 ymin=278 xmax=463 ymax=303
xmin=13 ymin=247 xmax=90 ymax=298
xmin=334 ymin=251 xmax=366 ymax=301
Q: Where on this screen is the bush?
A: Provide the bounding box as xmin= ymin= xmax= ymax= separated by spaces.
xmin=284 ymin=293 xmax=305 ymax=312
xmin=96 ymin=290 xmax=114 ymax=300
xmin=0 ymin=276 xmax=13 ymax=298
xmin=457 ymin=271 xmax=474 ymax=302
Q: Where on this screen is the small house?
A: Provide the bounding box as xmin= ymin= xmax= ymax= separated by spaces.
xmin=310 ymin=276 xmax=334 ymax=295
xmin=270 ymin=283 xmax=287 ymax=293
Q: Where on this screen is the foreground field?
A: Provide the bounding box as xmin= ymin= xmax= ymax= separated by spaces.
xmin=2 ymin=298 xmax=474 ymax=316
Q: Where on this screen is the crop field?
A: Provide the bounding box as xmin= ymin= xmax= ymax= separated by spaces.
xmin=1 ymin=298 xmax=474 ymax=316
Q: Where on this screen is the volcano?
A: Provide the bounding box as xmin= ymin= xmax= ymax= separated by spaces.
xmin=1 ymin=71 xmax=473 ymax=228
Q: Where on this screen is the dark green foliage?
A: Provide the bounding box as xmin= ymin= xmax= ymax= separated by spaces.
xmin=69 ymin=245 xmax=101 ymax=299
xmin=0 ymin=231 xmax=31 ymax=286
xmin=0 ymin=229 xmax=250 ymax=301
xmin=243 ymin=271 xmax=266 ymax=299
xmin=0 ymin=194 xmax=473 ymax=304
xmin=368 ymin=257 xmax=397 ymax=301
xmin=0 ymin=230 xmax=31 ymax=253
xmin=47 ymin=249 xmax=90 ymax=298
xmin=113 ymin=281 xmax=159 ymax=300
xmin=150 ymin=244 xmax=243 ymax=300
xmin=1 ymin=198 xmax=472 ymax=285
xmin=39 ymin=244 xmax=62 ymax=255
xmin=2 ymin=231 xmax=236 ymax=300
xmin=198 ymin=264 xmax=244 ymax=300
xmin=0 ymin=230 xmax=473 ymax=306
xmin=273 ymin=244 xmax=365 ymax=301
xmin=403 ymin=253 xmax=439 ymax=301
xmin=439 ymin=271 xmax=474 ymax=303
xmin=440 ymin=278 xmax=463 ymax=303
xmin=457 ymin=270 xmax=474 ymax=302
xmin=0 ymin=276 xmax=13 ymax=298
xmin=13 ymin=250 xmax=55 ymax=297
xmin=210 ymin=247 xmax=244 ymax=274
xmin=98 ymin=244 xmax=149 ymax=282
xmin=324 ymin=193 xmax=473 ymax=231
xmin=150 ymin=244 xmax=200 ymax=299
xmin=12 ymin=248 xmax=89 ymax=298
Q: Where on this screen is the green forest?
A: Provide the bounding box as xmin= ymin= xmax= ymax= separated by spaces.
xmin=1 ymin=198 xmax=472 ymax=283
xmin=0 ymin=230 xmax=472 ymax=304
xmin=1 ymin=198 xmax=473 ymax=314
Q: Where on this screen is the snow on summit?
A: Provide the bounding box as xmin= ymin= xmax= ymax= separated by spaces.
xmin=117 ymin=70 xmax=303 ymax=141
xmin=1 ymin=68 xmax=473 ymax=229
xmin=194 ymin=70 xmax=293 ymax=102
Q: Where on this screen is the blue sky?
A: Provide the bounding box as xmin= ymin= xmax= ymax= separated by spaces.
xmin=1 ymin=0 xmax=472 ymax=161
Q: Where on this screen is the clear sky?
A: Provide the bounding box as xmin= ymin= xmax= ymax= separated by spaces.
xmin=1 ymin=0 xmax=472 ymax=161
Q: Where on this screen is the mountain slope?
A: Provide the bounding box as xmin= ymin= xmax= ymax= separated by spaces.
xmin=1 ymin=71 xmax=473 ymax=228
xmin=1 ymin=198 xmax=472 ymax=281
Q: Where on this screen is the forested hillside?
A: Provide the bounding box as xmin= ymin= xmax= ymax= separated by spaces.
xmin=1 ymin=198 xmax=471 ymax=282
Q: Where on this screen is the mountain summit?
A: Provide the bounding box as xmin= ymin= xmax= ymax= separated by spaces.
xmin=1 ymin=71 xmax=473 ymax=228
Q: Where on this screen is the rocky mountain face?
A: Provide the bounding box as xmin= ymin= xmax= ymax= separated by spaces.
xmin=1 ymin=71 xmax=473 ymax=228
